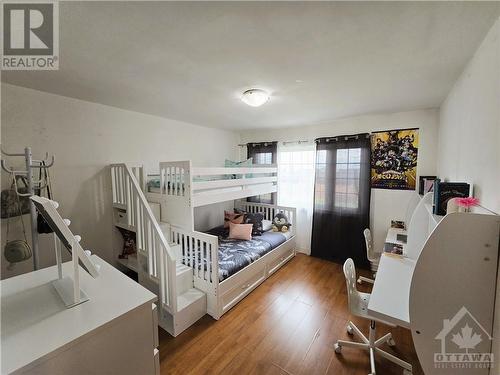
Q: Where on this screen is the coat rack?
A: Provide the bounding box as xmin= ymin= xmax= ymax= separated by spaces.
xmin=1 ymin=145 xmax=55 ymax=270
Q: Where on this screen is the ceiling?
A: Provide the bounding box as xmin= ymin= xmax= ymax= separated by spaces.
xmin=3 ymin=1 xmax=499 ymax=130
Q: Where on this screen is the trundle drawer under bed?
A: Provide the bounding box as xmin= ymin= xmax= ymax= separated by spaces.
xmin=219 ymin=238 xmax=296 ymax=314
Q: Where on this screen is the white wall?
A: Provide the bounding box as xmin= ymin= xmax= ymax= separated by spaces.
xmin=438 ymin=18 xmax=499 ymax=215
xmin=1 ymin=84 xmax=239 ymax=279
xmin=437 ymin=18 xmax=500 ymax=371
xmin=240 ymin=109 xmax=439 ymax=256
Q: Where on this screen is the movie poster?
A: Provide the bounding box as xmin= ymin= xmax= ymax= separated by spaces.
xmin=371 ymin=128 xmax=419 ymax=190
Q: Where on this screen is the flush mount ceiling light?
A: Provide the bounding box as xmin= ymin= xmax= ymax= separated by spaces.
xmin=241 ymin=89 xmax=270 ymax=107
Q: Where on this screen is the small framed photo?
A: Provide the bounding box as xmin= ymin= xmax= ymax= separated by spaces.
xmin=419 ymin=175 xmax=437 ymax=195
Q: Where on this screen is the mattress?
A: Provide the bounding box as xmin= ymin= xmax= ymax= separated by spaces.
xmin=206 ymin=226 xmax=290 ymax=281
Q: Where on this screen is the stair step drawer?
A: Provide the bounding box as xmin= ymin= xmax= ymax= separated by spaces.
xmin=148 ymin=202 xmax=161 ymax=222
xmin=221 ymin=266 xmax=266 ymax=313
xmin=176 ymin=265 xmax=193 ymax=296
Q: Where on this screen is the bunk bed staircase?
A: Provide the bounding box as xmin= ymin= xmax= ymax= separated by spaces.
xmin=110 ymin=164 xmax=206 ymax=337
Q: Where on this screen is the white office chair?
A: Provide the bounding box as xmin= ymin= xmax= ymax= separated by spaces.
xmin=357 ymin=228 xmax=379 ymax=284
xmin=335 ymin=258 xmax=412 ymax=375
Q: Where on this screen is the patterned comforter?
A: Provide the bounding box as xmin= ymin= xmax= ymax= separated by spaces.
xmin=206 ymin=227 xmax=289 ymax=281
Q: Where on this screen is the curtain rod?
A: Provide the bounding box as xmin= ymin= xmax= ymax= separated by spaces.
xmin=316 ymin=133 xmax=370 ymax=143
xmin=238 ymin=134 xmax=371 ymax=147
xmin=237 ymin=140 xmax=310 ymax=147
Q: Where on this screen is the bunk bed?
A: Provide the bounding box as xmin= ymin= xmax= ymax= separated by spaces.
xmin=145 ymin=161 xmax=297 ymax=319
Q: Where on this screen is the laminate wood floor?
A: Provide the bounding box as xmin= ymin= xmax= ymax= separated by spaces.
xmin=159 ymin=254 xmax=423 ymax=375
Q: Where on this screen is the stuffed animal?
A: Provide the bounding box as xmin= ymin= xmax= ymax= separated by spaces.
xmin=272 ymin=211 xmax=291 ymax=233
xmin=118 ymin=228 xmax=137 ymax=259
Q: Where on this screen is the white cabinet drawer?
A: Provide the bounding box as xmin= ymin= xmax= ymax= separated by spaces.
xmin=154 ymin=348 xmax=160 ymax=375
xmin=152 ymin=303 xmax=159 ymax=348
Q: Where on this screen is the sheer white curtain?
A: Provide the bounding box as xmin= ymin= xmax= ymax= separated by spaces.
xmin=277 ymin=142 xmax=316 ymax=254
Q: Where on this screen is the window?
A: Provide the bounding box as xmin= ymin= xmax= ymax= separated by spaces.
xmin=247 ymin=142 xmax=277 ymax=204
xmin=253 ymin=152 xmax=273 ymax=165
xmin=314 ymin=150 xmax=327 ymax=207
xmin=277 ymin=142 xmax=315 ymax=252
xmin=311 ymin=134 xmax=371 ymax=264
xmin=253 ymin=151 xmax=273 ymax=203
xmin=334 ymin=148 xmax=361 ymax=209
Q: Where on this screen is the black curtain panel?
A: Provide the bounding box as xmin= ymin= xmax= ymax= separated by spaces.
xmin=247 ymin=142 xmax=277 ymax=204
xmin=311 ymin=134 xmax=371 ymax=268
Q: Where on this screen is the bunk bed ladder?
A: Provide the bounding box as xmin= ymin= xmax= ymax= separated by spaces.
xmin=111 ymin=164 xmax=177 ymax=314
xmin=111 ymin=163 xmax=207 ymax=337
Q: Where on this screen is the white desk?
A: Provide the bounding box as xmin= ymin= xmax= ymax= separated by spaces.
xmin=1 ymin=256 xmax=159 ymax=375
xmin=367 ymin=253 xmax=416 ymax=329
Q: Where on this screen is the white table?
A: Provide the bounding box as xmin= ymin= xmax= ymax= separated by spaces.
xmin=367 ymin=253 xmax=416 ymax=329
xmin=1 ymin=255 xmax=159 ymax=375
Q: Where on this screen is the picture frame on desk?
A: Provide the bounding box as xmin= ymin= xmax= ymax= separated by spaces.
xmin=418 ymin=175 xmax=437 ymax=195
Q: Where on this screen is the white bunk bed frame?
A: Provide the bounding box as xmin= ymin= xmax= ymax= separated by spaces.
xmin=146 ymin=161 xmax=297 ymax=319
xmin=111 ymin=161 xmax=296 ymax=335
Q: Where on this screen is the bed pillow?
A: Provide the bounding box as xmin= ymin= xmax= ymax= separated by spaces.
xmin=262 ymin=219 xmax=273 ymax=232
xmin=228 ymin=223 xmax=253 ymax=241
xmin=225 ymin=158 xmax=253 ymax=179
xmin=224 ymin=210 xmax=245 ymax=228
xmin=224 ymin=158 xmax=253 ymax=168
xmin=245 ymin=212 xmax=264 ymax=235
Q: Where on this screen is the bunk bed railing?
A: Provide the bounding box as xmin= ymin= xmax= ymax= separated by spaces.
xmin=169 ymin=225 xmax=219 ymax=292
xmin=159 ymin=160 xmax=191 ymax=198
xmin=158 ymin=161 xmax=278 ymax=208
xmin=110 ymin=163 xmax=177 ymax=313
xmin=237 ymin=201 xmax=297 ymax=237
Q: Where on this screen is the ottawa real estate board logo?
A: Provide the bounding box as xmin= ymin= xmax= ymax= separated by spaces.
xmin=434 ymin=307 xmax=494 ymax=370
xmin=2 ymin=1 xmax=59 ymax=70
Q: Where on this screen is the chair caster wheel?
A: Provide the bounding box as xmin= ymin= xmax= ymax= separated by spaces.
xmin=347 ymin=325 xmax=354 ymax=335
xmin=387 ymin=337 xmax=396 ymax=347
xmin=334 ymin=343 xmax=342 ymax=354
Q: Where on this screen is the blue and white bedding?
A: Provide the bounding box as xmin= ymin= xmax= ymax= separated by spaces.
xmin=206 ymin=226 xmax=290 ymax=281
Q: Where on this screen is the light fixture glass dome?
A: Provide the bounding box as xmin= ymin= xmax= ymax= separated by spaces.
xmin=241 ymin=89 xmax=270 ymax=107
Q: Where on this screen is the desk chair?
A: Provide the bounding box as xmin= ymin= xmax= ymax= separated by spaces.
xmin=357 ymin=228 xmax=379 ymax=284
xmin=335 ymin=258 xmax=412 ymax=375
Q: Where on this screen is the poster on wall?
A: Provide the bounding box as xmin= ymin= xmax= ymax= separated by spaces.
xmin=370 ymin=128 xmax=419 ymax=190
